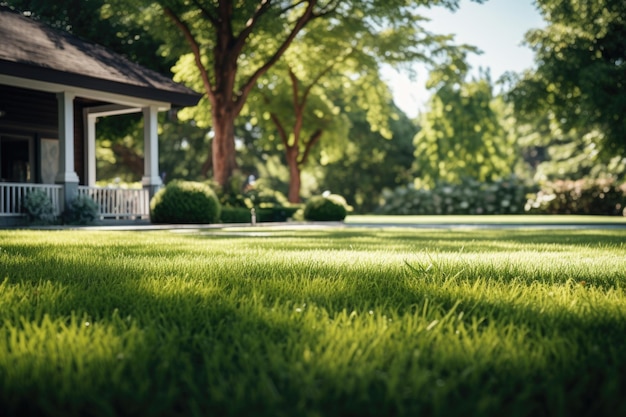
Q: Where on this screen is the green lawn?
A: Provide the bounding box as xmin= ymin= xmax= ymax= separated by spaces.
xmin=0 ymin=227 xmax=625 ymax=416
xmin=346 ymin=213 xmax=626 ymax=224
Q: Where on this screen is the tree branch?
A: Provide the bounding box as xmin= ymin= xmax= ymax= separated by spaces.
xmin=288 ymin=68 xmax=301 ymax=109
xmin=234 ymin=1 xmax=318 ymax=113
xmin=270 ymin=112 xmax=291 ymax=150
xmin=299 ymin=129 xmax=323 ymax=166
xmin=163 ymin=7 xmax=214 ymax=101
xmin=232 ymin=0 xmax=273 ymax=54
xmin=300 ymin=56 xmax=344 ymax=104
xmin=276 ymin=0 xmax=309 ymax=15
xmin=190 ymin=0 xmax=218 ymax=26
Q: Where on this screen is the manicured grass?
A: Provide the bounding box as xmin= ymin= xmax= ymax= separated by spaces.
xmin=346 ymin=214 xmax=626 ymax=224
xmin=0 ymin=228 xmax=625 ymax=416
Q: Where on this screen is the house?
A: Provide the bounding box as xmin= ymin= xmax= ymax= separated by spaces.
xmin=0 ymin=6 xmax=201 ymax=225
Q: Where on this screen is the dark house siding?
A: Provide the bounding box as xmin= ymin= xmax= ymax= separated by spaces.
xmin=0 ymin=84 xmax=57 ymax=135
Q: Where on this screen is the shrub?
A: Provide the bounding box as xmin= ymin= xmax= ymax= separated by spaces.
xmin=377 ymin=176 xmax=528 ymax=215
xmin=256 ymin=206 xmax=301 ymax=222
xmin=64 ymin=194 xmax=99 ymax=225
xmin=150 ymin=181 xmax=221 ymax=224
xmin=525 ymin=179 xmax=626 ymax=216
xmin=220 ymin=206 xmax=254 ymax=224
xmin=23 ymin=190 xmax=56 ymax=224
xmin=304 ymin=194 xmax=348 ymax=221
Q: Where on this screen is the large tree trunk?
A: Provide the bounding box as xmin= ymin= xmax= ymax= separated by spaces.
xmin=211 ymin=104 xmax=238 ymax=189
xmin=286 ymin=147 xmax=301 ymax=204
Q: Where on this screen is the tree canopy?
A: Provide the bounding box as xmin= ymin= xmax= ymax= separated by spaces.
xmin=509 ymin=0 xmax=626 ymax=157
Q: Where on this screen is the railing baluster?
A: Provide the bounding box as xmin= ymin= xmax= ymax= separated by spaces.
xmin=75 ymin=185 xmax=148 ymax=220
xmin=2 ymin=184 xmax=148 ymax=220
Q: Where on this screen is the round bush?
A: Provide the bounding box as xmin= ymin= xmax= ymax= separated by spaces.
xmin=303 ymin=195 xmax=347 ymax=221
xmin=150 ymin=181 xmax=221 ymax=224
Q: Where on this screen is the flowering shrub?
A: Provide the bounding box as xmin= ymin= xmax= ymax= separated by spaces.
xmin=525 ymin=179 xmax=626 ymax=216
xmin=377 ymin=177 xmax=527 ymax=215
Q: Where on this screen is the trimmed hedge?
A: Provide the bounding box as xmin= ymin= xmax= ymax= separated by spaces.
xmin=525 ymin=179 xmax=626 ymax=216
xmin=150 ymin=181 xmax=221 ymax=224
xmin=220 ymin=206 xmax=254 ymax=224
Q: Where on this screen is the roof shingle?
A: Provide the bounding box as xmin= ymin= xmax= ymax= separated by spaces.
xmin=0 ymin=6 xmax=201 ymax=107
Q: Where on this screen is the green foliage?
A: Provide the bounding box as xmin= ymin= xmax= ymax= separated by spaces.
xmin=304 ymin=194 xmax=348 ymax=221
xmin=256 ymin=206 xmax=301 ymax=223
xmin=0 ymin=228 xmax=625 ymax=416
xmin=509 ymin=0 xmax=626 ymax=157
xmin=516 ymin=113 xmax=626 ymax=184
xmin=378 ymin=177 xmax=527 ymax=215
xmin=414 ymin=74 xmax=518 ymax=186
xmin=150 ymin=181 xmax=221 ymax=224
xmin=319 ymin=101 xmax=417 ymax=213
xmin=526 ymin=179 xmax=626 ymax=216
xmin=22 ymin=190 xmax=56 ymax=224
xmin=219 ymin=206 xmax=253 ymax=224
xmin=64 ymin=195 xmax=99 ymax=225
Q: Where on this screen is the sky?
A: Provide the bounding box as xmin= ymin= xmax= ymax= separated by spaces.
xmin=386 ymin=0 xmax=546 ymax=117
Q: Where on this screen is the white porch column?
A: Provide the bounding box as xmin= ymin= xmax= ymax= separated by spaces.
xmin=84 ymin=112 xmax=97 ymax=186
xmin=56 ymin=91 xmax=80 ymax=209
xmin=142 ymin=105 xmax=162 ymax=197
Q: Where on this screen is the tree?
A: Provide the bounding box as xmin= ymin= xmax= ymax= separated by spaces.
xmin=413 ymin=72 xmax=518 ymax=186
xmin=508 ymin=0 xmax=626 ymax=157
xmin=258 ymin=9 xmax=477 ymax=203
xmin=244 ymin=22 xmax=353 ymax=203
xmin=242 ymin=17 xmax=388 ymax=203
xmin=111 ymin=0 xmax=484 ymax=190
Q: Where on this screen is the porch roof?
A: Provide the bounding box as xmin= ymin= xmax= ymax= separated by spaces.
xmin=0 ymin=6 xmax=201 ymax=108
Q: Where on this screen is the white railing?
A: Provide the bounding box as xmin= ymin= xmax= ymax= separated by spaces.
xmin=78 ymin=186 xmax=150 ymax=220
xmin=0 ymin=183 xmax=63 ymax=217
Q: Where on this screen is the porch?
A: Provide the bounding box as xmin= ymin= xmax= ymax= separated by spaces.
xmin=0 ymin=182 xmax=150 ymax=225
xmin=0 ymin=7 xmax=201 ymax=227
